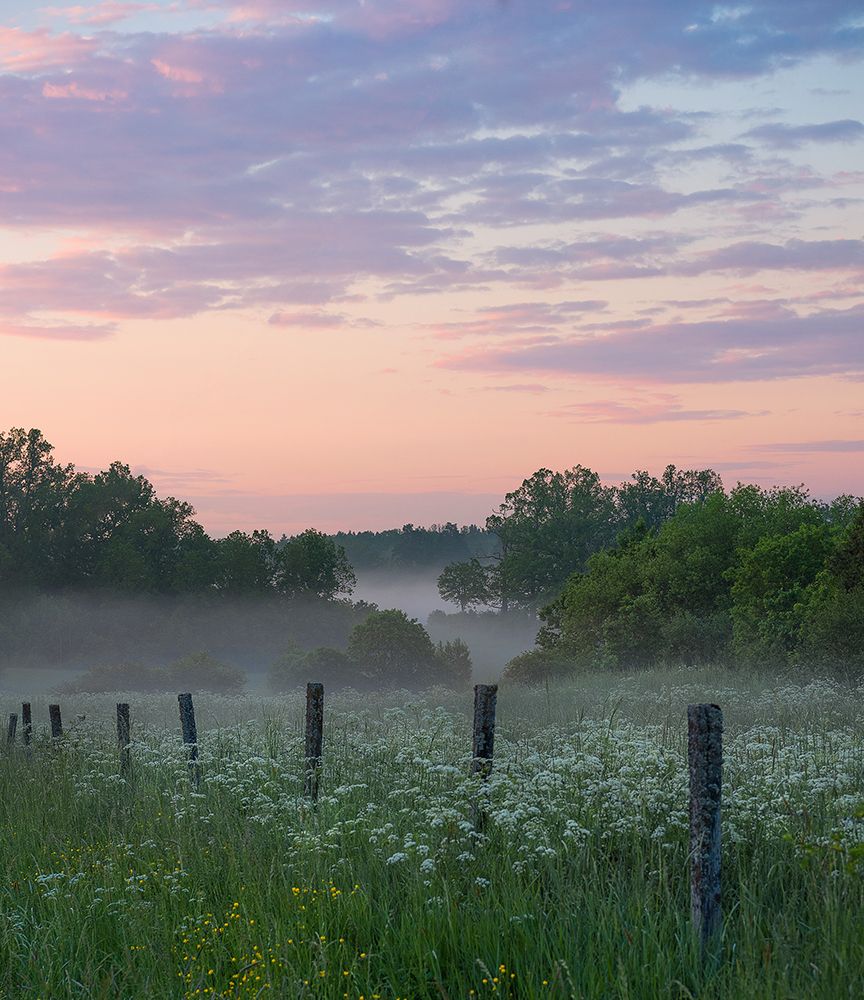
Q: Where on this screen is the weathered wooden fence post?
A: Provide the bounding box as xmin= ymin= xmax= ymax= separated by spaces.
xmin=117 ymin=703 xmax=131 ymax=778
xmin=472 ymin=684 xmax=497 ymax=776
xmin=6 ymin=713 xmax=17 ymax=746
xmin=49 ymin=704 xmax=63 ymax=739
xmin=471 ymin=684 xmax=497 ymax=829
xmin=178 ymin=693 xmax=200 ymax=789
xmin=688 ymin=703 xmax=723 ymax=955
xmin=21 ymin=703 xmax=31 ymax=747
xmin=304 ymin=682 xmax=324 ymax=800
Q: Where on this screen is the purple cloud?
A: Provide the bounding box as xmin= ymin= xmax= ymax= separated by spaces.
xmin=549 ymin=399 xmax=760 ymax=424
xmin=438 ymin=304 xmax=864 ymax=384
xmin=750 ymin=440 xmax=864 ymax=453
xmin=743 ymin=119 xmax=864 ymax=148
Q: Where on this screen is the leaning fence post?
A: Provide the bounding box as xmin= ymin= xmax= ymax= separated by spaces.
xmin=117 ymin=703 xmax=131 ymax=778
xmin=21 ymin=703 xmax=31 ymax=747
xmin=688 ymin=703 xmax=723 ymax=955
xmin=178 ymin=693 xmax=200 ymax=789
xmin=49 ymin=704 xmax=63 ymax=739
xmin=304 ymin=682 xmax=324 ymax=800
xmin=6 ymin=714 xmax=17 ymax=746
xmin=471 ymin=684 xmax=497 ymax=829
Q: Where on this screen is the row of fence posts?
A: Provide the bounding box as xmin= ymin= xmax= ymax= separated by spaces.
xmin=5 ymin=686 xmax=723 ymax=955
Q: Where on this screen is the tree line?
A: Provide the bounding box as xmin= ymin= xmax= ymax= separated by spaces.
xmin=0 ymin=427 xmax=354 ymax=600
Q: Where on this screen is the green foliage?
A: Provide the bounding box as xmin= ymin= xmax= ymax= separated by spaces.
xmin=56 ymin=662 xmax=168 ymax=694
xmin=486 ymin=463 xmax=724 ymax=611
xmin=269 ymin=644 xmax=358 ymax=691
xmin=827 ymin=501 xmax=864 ymax=591
xmin=333 ymin=522 xmax=496 ymax=571
xmin=730 ymin=523 xmax=834 ymax=666
xmin=542 ymin=484 xmax=855 ymax=671
xmin=502 ymin=648 xmax=576 ymax=686
xmin=57 ymin=651 xmax=245 ymax=694
xmin=347 ymin=609 xmax=440 ymax=688
xmin=0 ymin=428 xmax=360 ymax=609
xmin=167 ymin=651 xmax=246 ymax=693
xmin=434 ymin=638 xmax=472 ymax=690
xmin=275 ymin=529 xmax=355 ymax=600
xmin=436 ymin=558 xmax=490 ymax=612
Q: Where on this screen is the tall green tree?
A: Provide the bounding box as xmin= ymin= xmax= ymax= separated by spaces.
xmin=275 ymin=529 xmax=355 ymax=600
xmin=437 ymin=558 xmax=490 ymax=612
xmin=0 ymin=427 xmax=76 ymax=589
xmin=486 ymin=466 xmax=616 ymax=610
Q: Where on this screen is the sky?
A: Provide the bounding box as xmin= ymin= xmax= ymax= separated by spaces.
xmin=0 ymin=0 xmax=862 ymax=535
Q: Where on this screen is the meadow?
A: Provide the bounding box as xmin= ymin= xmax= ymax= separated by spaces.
xmin=0 ymin=670 xmax=862 ymax=999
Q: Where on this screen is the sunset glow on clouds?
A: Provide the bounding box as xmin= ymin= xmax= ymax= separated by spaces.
xmin=1 ymin=0 xmax=862 ymax=532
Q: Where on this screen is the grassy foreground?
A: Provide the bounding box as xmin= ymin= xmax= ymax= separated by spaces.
xmin=0 ymin=671 xmax=863 ymax=999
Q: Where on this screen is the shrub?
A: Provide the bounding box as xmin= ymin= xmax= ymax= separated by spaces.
xmin=56 ymin=662 xmax=168 ymax=694
xmin=165 ymin=651 xmax=246 ymax=693
xmin=434 ymin=638 xmax=472 ymax=690
xmin=347 ymin=609 xmax=439 ymax=688
xmin=502 ymin=649 xmax=576 ymax=686
xmin=269 ymin=646 xmax=358 ymax=691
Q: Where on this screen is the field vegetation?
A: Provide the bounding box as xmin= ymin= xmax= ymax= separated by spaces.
xmin=1 ymin=672 xmax=863 ymax=998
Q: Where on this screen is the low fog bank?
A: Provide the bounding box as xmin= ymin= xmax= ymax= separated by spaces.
xmin=0 ymin=591 xmax=366 ymax=685
xmin=352 ymin=569 xmax=449 ymax=620
xmin=0 ymin=586 xmax=537 ymax=694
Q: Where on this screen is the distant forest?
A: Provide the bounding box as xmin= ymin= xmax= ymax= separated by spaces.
xmin=1 ymin=426 xmax=862 ymax=684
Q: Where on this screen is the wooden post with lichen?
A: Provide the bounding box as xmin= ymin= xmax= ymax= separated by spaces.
xmin=117 ymin=703 xmax=131 ymax=778
xmin=688 ymin=703 xmax=722 ymax=955
xmin=49 ymin=704 xmax=62 ymax=739
xmin=6 ymin=714 xmax=17 ymax=746
xmin=304 ymin=682 xmax=324 ymax=800
xmin=178 ymin=693 xmax=200 ymax=789
xmin=21 ymin=703 xmax=31 ymax=747
xmin=471 ymin=684 xmax=497 ymax=830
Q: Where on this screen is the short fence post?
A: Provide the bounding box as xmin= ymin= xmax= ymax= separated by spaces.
xmin=471 ymin=684 xmax=497 ymax=829
xmin=178 ymin=693 xmax=200 ymax=789
xmin=304 ymin=682 xmax=324 ymax=800
xmin=6 ymin=714 xmax=17 ymax=746
xmin=49 ymin=704 xmax=63 ymax=739
xmin=21 ymin=703 xmax=31 ymax=747
xmin=117 ymin=703 xmax=131 ymax=778
xmin=688 ymin=703 xmax=723 ymax=956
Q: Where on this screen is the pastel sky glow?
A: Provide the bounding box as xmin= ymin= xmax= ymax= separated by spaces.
xmin=1 ymin=0 xmax=862 ymax=533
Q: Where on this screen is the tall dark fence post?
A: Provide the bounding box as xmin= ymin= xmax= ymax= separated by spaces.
xmin=49 ymin=704 xmax=63 ymax=739
xmin=178 ymin=693 xmax=200 ymax=789
xmin=6 ymin=714 xmax=17 ymax=746
xmin=304 ymin=682 xmax=324 ymax=800
xmin=21 ymin=703 xmax=31 ymax=747
xmin=117 ymin=703 xmax=131 ymax=778
xmin=688 ymin=703 xmax=723 ymax=954
xmin=471 ymin=684 xmax=497 ymax=830
xmin=472 ymin=684 xmax=497 ymax=776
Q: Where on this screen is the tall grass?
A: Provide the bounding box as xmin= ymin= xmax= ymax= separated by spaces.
xmin=0 ymin=670 xmax=862 ymax=998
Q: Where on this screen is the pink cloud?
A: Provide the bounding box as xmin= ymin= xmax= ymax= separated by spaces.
xmin=268 ymin=310 xmax=345 ymax=328
xmin=0 ymin=27 xmax=96 ymax=71
xmin=42 ymin=80 xmax=127 ymax=100
xmin=151 ymin=57 xmax=205 ymax=84
xmin=40 ymin=3 xmax=162 ymax=26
